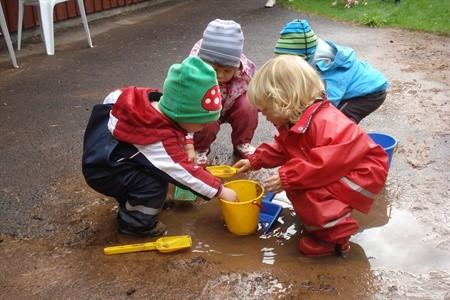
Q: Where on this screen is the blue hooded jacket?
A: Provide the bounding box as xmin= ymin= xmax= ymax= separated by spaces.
xmin=310 ymin=39 xmax=388 ymax=107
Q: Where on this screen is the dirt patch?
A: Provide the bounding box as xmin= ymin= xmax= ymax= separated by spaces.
xmin=0 ymin=1 xmax=449 ymax=299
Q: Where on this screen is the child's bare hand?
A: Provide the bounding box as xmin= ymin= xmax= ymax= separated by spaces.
xmin=220 ymin=187 xmax=238 ymax=202
xmin=233 ymin=159 xmax=251 ymax=173
xmin=184 ymin=144 xmax=196 ymax=162
xmin=187 ymin=150 xmax=196 ymax=162
xmin=264 ymin=175 xmax=283 ymax=193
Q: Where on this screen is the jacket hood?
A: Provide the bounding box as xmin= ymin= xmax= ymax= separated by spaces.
xmin=315 ymin=40 xmax=355 ymax=72
xmin=109 ymin=86 xmax=183 ymax=145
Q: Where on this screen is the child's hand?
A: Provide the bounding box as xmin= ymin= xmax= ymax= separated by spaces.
xmin=233 ymin=159 xmax=251 ymax=173
xmin=264 ymin=174 xmax=283 ymax=193
xmin=220 ymin=187 xmax=238 ymax=202
xmin=164 ymin=183 xmax=175 ymax=210
xmin=184 ymin=144 xmax=196 ymax=162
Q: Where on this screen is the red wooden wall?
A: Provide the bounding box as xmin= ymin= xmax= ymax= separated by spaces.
xmin=1 ymin=0 xmax=145 ymax=33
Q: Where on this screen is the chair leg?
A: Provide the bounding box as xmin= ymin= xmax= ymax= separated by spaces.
xmin=76 ymin=0 xmax=93 ymax=48
xmin=17 ymin=0 xmax=24 ymax=51
xmin=0 ymin=3 xmax=19 ymax=67
xmin=33 ymin=5 xmax=47 ymax=50
xmin=38 ymin=2 xmax=55 ymax=55
xmin=18 ymin=1 xmax=46 ymax=53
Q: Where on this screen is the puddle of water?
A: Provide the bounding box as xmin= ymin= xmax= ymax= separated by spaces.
xmin=200 ymin=272 xmax=294 ymax=299
xmin=160 ymin=189 xmax=450 ymax=273
xmin=159 ymin=197 xmax=300 ymax=267
xmin=352 ymin=208 xmax=450 ymax=273
xmin=139 ymin=190 xmax=449 ymax=298
xmin=261 ymin=247 xmax=276 ymax=265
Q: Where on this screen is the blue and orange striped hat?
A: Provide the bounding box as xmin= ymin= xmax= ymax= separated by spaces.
xmin=274 ymin=19 xmax=318 ymax=60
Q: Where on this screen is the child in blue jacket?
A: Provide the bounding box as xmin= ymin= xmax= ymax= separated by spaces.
xmin=274 ymin=19 xmax=388 ymax=124
xmin=82 ymin=57 xmax=237 ymax=237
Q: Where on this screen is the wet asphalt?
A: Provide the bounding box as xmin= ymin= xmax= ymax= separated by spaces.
xmin=1 ymin=1 xmax=449 ymax=298
xmin=0 ymin=0 xmax=308 ymax=237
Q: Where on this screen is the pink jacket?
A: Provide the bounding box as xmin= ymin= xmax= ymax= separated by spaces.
xmin=190 ymin=40 xmax=256 ymax=115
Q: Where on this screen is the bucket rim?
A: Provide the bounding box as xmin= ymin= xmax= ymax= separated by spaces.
xmin=220 ymin=179 xmax=265 ymax=205
xmin=368 ymin=131 xmax=398 ymax=149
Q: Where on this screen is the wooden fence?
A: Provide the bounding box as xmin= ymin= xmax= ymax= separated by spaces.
xmin=1 ymin=0 xmax=146 ymax=33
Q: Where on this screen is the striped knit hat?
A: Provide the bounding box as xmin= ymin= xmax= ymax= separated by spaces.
xmin=198 ymin=19 xmax=244 ymax=68
xmin=274 ymin=19 xmax=318 ymax=60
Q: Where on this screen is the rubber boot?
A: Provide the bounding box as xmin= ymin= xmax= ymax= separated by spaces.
xmin=299 ymin=236 xmax=350 ymax=257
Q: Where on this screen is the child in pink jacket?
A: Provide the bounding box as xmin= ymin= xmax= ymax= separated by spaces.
xmin=190 ymin=19 xmax=258 ymax=165
xmin=234 ymin=55 xmax=388 ymax=256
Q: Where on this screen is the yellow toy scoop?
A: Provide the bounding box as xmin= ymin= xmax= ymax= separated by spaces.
xmin=103 ymin=235 xmax=192 ymax=255
xmin=206 ymin=165 xmax=239 ymax=178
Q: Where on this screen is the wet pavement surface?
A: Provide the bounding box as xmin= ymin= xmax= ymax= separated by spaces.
xmin=1 ymin=0 xmax=449 ymax=299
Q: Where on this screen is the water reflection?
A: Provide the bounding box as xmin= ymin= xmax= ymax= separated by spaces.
xmin=146 ymin=162 xmax=450 ymax=299
xmin=162 ymin=185 xmax=448 ymax=274
xmin=261 ymin=247 xmax=276 ymax=265
xmin=352 ymin=208 xmax=450 ymax=272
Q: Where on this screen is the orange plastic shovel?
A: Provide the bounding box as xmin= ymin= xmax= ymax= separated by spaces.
xmin=103 ymin=235 xmax=192 ymax=255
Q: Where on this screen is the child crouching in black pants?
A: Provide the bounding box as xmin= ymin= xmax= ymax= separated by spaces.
xmin=82 ymin=57 xmax=237 ymax=237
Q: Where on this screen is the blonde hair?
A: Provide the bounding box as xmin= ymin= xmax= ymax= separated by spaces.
xmin=248 ymin=55 xmax=325 ymax=124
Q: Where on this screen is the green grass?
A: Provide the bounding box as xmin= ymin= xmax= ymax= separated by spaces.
xmin=280 ymin=0 xmax=450 ymax=35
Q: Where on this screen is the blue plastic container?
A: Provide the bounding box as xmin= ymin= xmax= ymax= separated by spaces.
xmin=259 ymin=192 xmax=282 ymax=234
xmin=368 ymin=132 xmax=398 ymax=167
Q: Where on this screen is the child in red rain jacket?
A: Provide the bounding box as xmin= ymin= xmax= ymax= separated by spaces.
xmin=234 ymin=55 xmax=388 ymax=257
xmin=82 ymin=57 xmax=237 ymax=237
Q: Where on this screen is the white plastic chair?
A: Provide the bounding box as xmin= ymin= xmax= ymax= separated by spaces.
xmin=0 ymin=2 xmax=19 ymax=68
xmin=17 ymin=0 xmax=93 ymax=55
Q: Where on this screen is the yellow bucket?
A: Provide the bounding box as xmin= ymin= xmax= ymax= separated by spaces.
xmin=219 ymin=180 xmax=264 ymax=235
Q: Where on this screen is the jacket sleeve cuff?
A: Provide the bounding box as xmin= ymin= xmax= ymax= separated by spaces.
xmin=248 ymin=154 xmax=262 ymax=170
xmin=185 ymin=133 xmax=194 ymax=144
xmin=214 ymin=184 xmax=223 ymax=199
xmin=279 ymin=167 xmax=292 ymax=191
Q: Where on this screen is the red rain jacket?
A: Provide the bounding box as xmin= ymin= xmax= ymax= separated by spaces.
xmin=249 ymin=100 xmax=388 ymax=214
xmin=84 ymin=86 xmax=222 ymax=200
